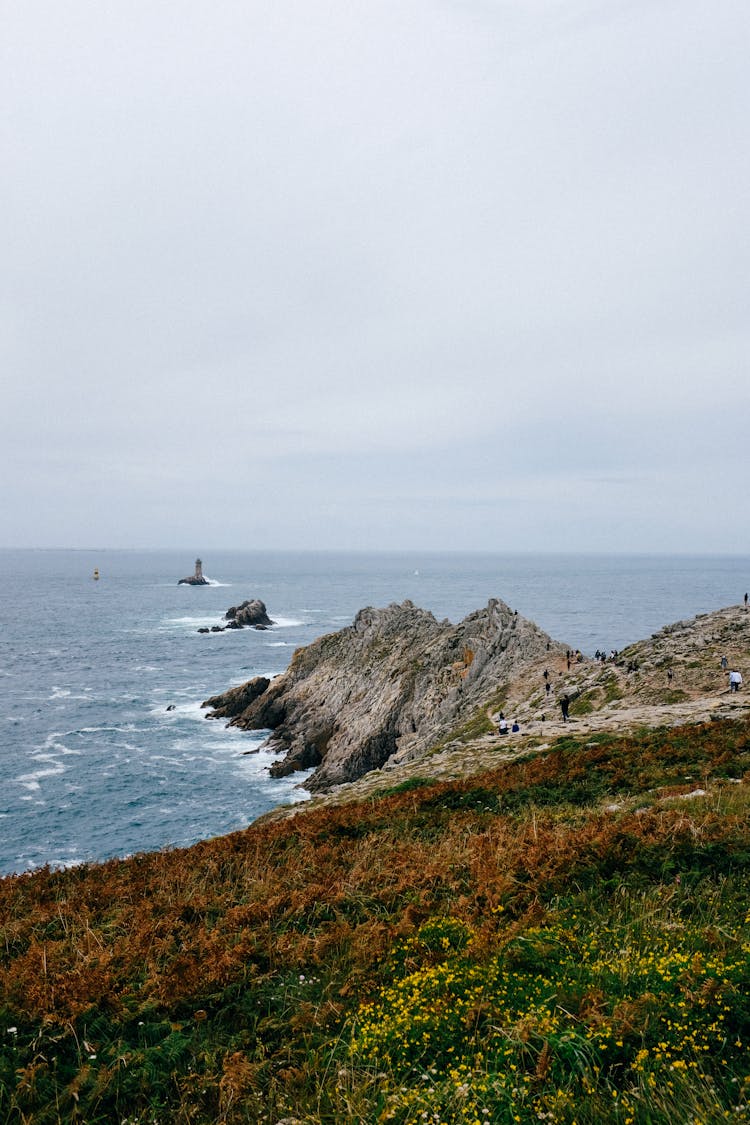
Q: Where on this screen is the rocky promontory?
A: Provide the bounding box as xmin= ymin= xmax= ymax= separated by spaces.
xmin=203 ymin=599 xmax=750 ymax=798
xmin=202 ymin=598 xmax=566 ymax=790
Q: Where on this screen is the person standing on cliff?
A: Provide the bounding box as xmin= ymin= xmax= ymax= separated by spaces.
xmin=730 ymin=669 xmax=743 ymax=693
xmin=560 ymin=695 xmax=570 ymax=722
xmin=745 ymin=592 xmax=748 ymax=609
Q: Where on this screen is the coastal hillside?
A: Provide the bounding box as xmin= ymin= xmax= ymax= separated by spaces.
xmin=1 ymin=603 xmax=750 ymax=1123
xmin=1 ymin=711 xmax=749 ymax=1123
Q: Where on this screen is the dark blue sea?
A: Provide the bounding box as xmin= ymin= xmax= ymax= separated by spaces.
xmin=1 ymin=549 xmax=746 ymax=876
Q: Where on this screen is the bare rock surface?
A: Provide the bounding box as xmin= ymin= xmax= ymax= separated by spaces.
xmin=225 ymin=599 xmax=274 ymax=628
xmin=203 ymin=677 xmax=270 ymax=718
xmin=203 ymin=598 xmax=567 ymax=790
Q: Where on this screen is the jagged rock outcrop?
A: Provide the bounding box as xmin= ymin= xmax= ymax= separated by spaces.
xmin=204 ymin=677 xmax=270 ymax=717
xmin=197 ymin=599 xmax=275 ymax=634
xmin=202 ymin=599 xmax=567 ymax=791
xmin=225 ymin=600 xmax=274 ymax=628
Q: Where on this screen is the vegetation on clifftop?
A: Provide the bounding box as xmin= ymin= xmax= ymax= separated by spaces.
xmin=2 ymin=717 xmax=750 ymax=1123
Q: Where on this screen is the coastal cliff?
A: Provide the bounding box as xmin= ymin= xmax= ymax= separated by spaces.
xmin=203 ymin=598 xmax=566 ymax=789
xmin=204 ymin=600 xmax=750 ymax=795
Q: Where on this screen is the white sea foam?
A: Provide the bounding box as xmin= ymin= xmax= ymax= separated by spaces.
xmin=151 ymin=700 xmax=206 ymax=721
xmin=162 ymin=615 xmax=221 ymax=629
xmin=40 ymin=733 xmax=70 ymax=752
xmin=16 ymin=760 xmax=67 ymax=790
xmin=265 ymin=773 xmax=313 ymax=804
xmin=39 ymin=857 xmax=84 ymax=871
xmin=175 ymin=728 xmax=267 ymax=754
xmin=49 ymin=687 xmax=89 ymax=702
xmin=73 ymin=726 xmax=123 ymax=735
xmin=265 ymin=641 xmax=292 ymax=647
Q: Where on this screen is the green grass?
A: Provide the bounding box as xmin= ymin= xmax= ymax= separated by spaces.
xmin=2 ymin=717 xmax=750 ymax=1123
xmin=433 ymin=705 xmax=496 ymax=748
xmin=376 ymin=776 xmax=435 ymax=797
xmin=602 ymin=673 xmax=624 ymax=704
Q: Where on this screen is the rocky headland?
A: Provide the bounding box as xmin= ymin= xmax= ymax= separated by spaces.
xmin=203 ymin=600 xmax=750 ymax=801
xmin=203 ymin=598 xmax=567 ymax=789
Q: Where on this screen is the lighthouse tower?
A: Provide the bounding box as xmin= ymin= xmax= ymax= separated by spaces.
xmin=194 ymin=558 xmax=204 ymax=581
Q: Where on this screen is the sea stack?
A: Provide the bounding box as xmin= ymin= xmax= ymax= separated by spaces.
xmin=178 ymin=558 xmax=209 ymax=586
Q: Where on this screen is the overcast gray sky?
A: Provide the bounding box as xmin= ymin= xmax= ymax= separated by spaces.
xmin=2 ymin=0 xmax=749 ymax=552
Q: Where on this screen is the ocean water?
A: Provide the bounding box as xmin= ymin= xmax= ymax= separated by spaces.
xmin=1 ymin=549 xmax=746 ymax=877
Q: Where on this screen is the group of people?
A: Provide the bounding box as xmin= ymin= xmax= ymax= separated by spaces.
xmin=720 ymin=655 xmax=743 ymax=691
xmin=496 ymin=606 xmax=747 ymax=739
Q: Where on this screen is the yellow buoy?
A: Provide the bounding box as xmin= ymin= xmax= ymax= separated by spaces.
xmin=93 ymin=568 xmax=100 ymax=580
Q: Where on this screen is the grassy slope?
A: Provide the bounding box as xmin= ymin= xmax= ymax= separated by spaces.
xmin=1 ymin=718 xmax=750 ymax=1124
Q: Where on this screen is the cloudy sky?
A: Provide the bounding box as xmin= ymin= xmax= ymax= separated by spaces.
xmin=3 ymin=0 xmax=749 ymax=552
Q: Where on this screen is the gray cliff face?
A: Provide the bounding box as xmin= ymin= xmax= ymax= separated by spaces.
xmin=202 ymin=599 xmax=567 ymax=791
